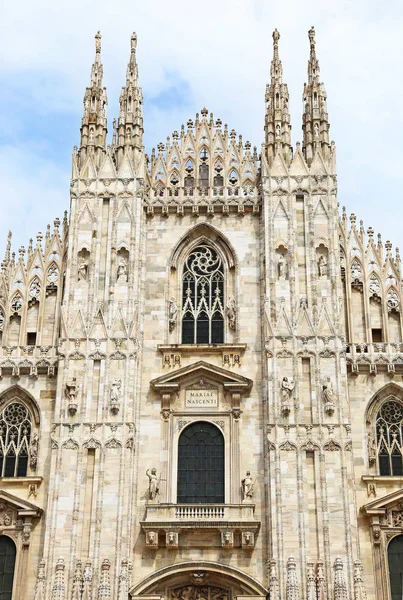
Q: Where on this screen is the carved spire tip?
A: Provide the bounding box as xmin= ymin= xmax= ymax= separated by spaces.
xmin=131 ymin=32 xmax=137 ymax=52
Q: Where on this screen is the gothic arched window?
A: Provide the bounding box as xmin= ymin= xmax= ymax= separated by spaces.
xmin=376 ymin=401 xmax=403 ymax=476
xmin=0 ymin=536 xmax=16 ymax=599
xmin=0 ymin=403 xmax=32 ymax=478
xmin=177 ymin=421 xmax=224 ymax=504
xmin=181 ymin=245 xmax=225 ymax=344
xmin=388 ymin=535 xmax=403 ymax=600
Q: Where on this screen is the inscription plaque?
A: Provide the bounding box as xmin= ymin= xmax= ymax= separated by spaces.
xmin=185 ymin=389 xmax=218 ymax=407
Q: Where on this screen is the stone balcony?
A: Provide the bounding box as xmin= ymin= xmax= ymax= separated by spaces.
xmin=141 ymin=503 xmax=260 ymax=549
xmin=345 ymin=342 xmax=403 ymax=375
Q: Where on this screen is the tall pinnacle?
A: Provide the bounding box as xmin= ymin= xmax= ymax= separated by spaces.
xmin=302 ymin=26 xmax=332 ymax=166
xmin=264 ymin=29 xmax=292 ymax=167
xmin=78 ymin=31 xmax=108 ymax=170
xmin=115 ymin=32 xmax=144 ymax=168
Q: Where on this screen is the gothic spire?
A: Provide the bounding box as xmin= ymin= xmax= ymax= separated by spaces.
xmin=264 ymin=29 xmax=292 ymax=167
xmin=116 ymin=32 xmax=144 ymax=168
xmin=302 ymin=26 xmax=331 ymax=165
xmin=78 ymin=31 xmax=108 ymax=170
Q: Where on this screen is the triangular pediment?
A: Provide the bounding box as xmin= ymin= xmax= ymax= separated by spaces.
xmin=151 ymin=360 xmax=252 ymax=393
xmin=362 ymin=488 xmax=403 ymax=515
xmin=0 ymin=490 xmax=42 ymax=517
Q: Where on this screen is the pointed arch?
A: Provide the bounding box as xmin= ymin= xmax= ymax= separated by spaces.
xmin=0 ymin=385 xmax=41 ymax=425
xmin=170 ymin=223 xmax=237 ymax=271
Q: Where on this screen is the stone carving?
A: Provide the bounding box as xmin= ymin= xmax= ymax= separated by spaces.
xmin=166 ymin=531 xmax=179 ymax=547
xmin=83 ymin=560 xmax=93 ymax=598
xmin=387 ymin=289 xmax=400 ymax=312
xmin=78 ymin=259 xmax=88 ymax=281
xmin=333 ymin=557 xmax=348 ymax=600
xmin=353 ymin=560 xmax=367 ymax=600
xmin=269 ymin=559 xmax=280 ymax=600
xmin=351 ymin=259 xmax=362 ymax=282
xmin=367 ymin=431 xmax=376 ymax=466
xmin=71 ymin=560 xmax=83 ymax=600
xmin=241 ymin=531 xmax=255 ymax=547
xmin=30 ymin=431 xmax=39 ymax=470
xmin=171 ymin=586 xmax=229 ymax=600
xmin=316 ymin=561 xmax=326 ymax=600
xmin=169 ymin=298 xmax=178 ymax=332
xmin=65 ymin=378 xmax=78 ymax=415
xmin=117 ymin=257 xmax=128 ymax=282
xmin=221 ymin=530 xmax=234 ymax=547
xmin=226 ymin=297 xmax=236 ymax=330
xmin=286 ymin=556 xmax=299 ymax=600
xmin=281 ymin=377 xmax=294 ymax=416
xmin=277 ymin=253 xmax=287 ymax=280
xmin=97 ymin=558 xmax=111 ymax=598
xmin=146 ymin=468 xmax=160 ymax=500
xmin=318 ymin=254 xmax=328 ymax=277
xmin=109 ymin=379 xmax=121 ymax=415
xmin=369 ymin=273 xmax=381 ymax=297
xmin=33 ymin=558 xmax=46 ymax=600
xmin=306 ymin=561 xmax=316 ymax=600
xmin=322 ymin=377 xmax=335 ymax=415
xmin=146 ymin=531 xmax=158 ymax=547
xmin=117 ymin=559 xmax=129 ymax=600
xmin=314 ymin=123 xmax=319 ymax=137
xmin=241 ymin=470 xmax=254 ymax=501
xmin=51 ymin=557 xmax=66 ymax=599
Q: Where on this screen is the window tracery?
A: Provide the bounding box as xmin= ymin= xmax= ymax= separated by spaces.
xmin=181 ymin=245 xmax=225 ymax=344
xmin=0 ymin=403 xmax=32 ymax=478
xmin=376 ymin=400 xmax=403 ymax=476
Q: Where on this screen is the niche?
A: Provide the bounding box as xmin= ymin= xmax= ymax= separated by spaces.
xmin=8 ymin=315 xmax=21 ymax=346
xmin=276 ymin=245 xmax=288 ymax=280
xmin=116 ymin=247 xmax=129 ymax=283
xmin=77 ymin=248 xmax=90 ymax=282
xmin=316 ymin=244 xmax=329 ymax=278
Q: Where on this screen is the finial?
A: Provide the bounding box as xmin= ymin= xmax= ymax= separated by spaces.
xmin=131 ymin=32 xmax=137 ymax=52
xmin=201 ymin=107 xmax=208 ymax=117
xmin=4 ymin=230 xmax=12 ymax=263
xmin=95 ymin=31 xmax=102 ymax=55
xmin=54 ymin=217 xmax=60 ymax=231
xmin=367 ymin=227 xmax=374 ymax=240
xmin=308 ymin=26 xmax=316 ymax=51
xmin=272 ymin=29 xmax=280 ymax=60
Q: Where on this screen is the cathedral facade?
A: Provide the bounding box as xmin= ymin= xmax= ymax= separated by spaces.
xmin=0 ymin=26 xmax=402 ymax=600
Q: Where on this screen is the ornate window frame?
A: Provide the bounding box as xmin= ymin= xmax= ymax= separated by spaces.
xmin=0 ymin=490 xmax=42 ymax=599
xmin=167 ymin=224 xmax=238 ymax=345
xmin=362 ymin=489 xmax=403 ymax=600
xmin=366 ymin=384 xmax=403 ymax=475
xmin=0 ymin=386 xmax=41 ymax=480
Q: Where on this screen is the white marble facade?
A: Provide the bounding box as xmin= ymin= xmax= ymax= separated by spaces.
xmin=0 ymin=27 xmax=401 ymax=600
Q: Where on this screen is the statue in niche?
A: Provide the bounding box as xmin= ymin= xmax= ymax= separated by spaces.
xmin=277 ymin=253 xmax=287 ymax=280
xmin=117 ymin=257 xmax=128 ymax=282
xmin=322 ymin=377 xmax=335 ymax=415
xmin=226 ymin=297 xmax=236 ymax=330
xmin=241 ymin=470 xmax=254 ymax=501
xmin=318 ymin=254 xmax=328 ymax=277
xmin=89 ymin=128 xmax=95 ymax=144
xmin=110 ymin=379 xmax=121 ymax=414
xmin=65 ymin=378 xmax=78 ymax=415
xmin=314 ymin=123 xmax=319 ymax=137
xmin=168 ymin=298 xmax=178 ymax=332
xmin=280 ymin=377 xmax=294 ymax=416
xmin=275 ymin=123 xmax=281 ymax=138
xmin=78 ymin=259 xmax=88 ymax=281
xmin=146 ymin=467 xmax=160 ymax=500
xmin=29 ymin=432 xmax=39 ymax=470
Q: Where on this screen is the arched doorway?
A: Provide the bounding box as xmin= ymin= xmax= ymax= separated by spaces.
xmin=388 ymin=535 xmax=403 ymax=600
xmin=0 ymin=536 xmax=16 ymax=599
xmin=177 ymin=422 xmax=224 ymax=504
xmin=129 ymin=562 xmax=267 ymax=600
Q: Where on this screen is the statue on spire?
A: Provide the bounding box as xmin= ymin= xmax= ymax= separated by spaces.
xmin=95 ymin=31 xmax=102 ymax=55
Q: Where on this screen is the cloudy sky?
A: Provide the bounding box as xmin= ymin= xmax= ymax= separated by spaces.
xmin=1 ymin=0 xmax=402 ymax=257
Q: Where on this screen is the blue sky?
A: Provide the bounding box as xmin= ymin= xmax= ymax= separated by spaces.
xmin=1 ymin=0 xmax=403 ymax=256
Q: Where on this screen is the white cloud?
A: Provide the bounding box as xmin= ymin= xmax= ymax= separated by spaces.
xmin=1 ymin=0 xmax=403 ymax=251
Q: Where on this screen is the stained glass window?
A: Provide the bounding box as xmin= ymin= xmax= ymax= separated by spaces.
xmin=181 ymin=245 xmax=224 ymax=344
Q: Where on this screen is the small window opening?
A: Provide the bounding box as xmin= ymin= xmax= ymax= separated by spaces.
xmin=372 ymin=329 xmax=383 ymax=343
xmin=27 ymin=332 xmax=37 ymax=346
